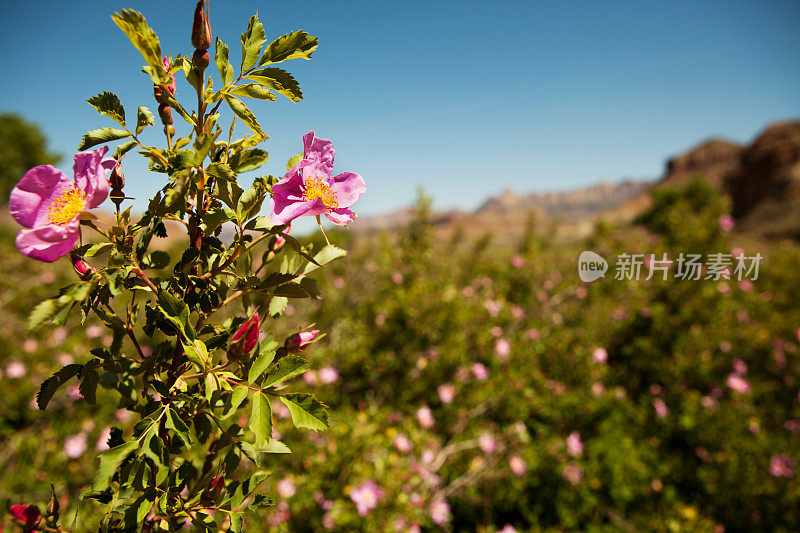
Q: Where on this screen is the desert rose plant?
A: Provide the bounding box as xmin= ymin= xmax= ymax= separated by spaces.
xmin=5 ymin=1 xmax=364 ymax=530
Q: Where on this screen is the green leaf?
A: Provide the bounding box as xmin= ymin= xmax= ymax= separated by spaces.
xmin=206 ymin=162 xmax=236 ymax=182
xmin=248 ymin=348 xmax=276 ymax=384
xmin=142 ymin=250 xmax=171 ymax=270
xmin=303 ymin=245 xmax=347 ymax=275
xmin=279 ymin=393 xmax=330 ymax=431
xmin=85 ymin=242 xmax=114 ymax=258
xmin=183 ymin=339 xmax=208 ymax=368
xmin=259 ymin=30 xmax=318 ymax=66
xmin=135 ymin=106 xmax=155 ymax=135
xmin=224 ymin=94 xmax=266 ymax=138
xmin=261 ymin=355 xmax=309 ymax=389
xmin=215 ymin=37 xmax=234 ymax=86
xmin=237 ymin=178 xmax=268 ymax=221
xmin=214 ymin=178 xmax=244 ymax=212
xmin=201 ymin=206 xmax=235 ymax=236
xmin=112 ymin=9 xmax=169 ymax=86
xmin=93 ymin=440 xmax=139 ymax=491
xmin=268 ymin=296 xmax=288 ymax=317
xmin=249 ymin=392 xmax=272 ymax=448
xmin=165 ymin=408 xmax=191 ymax=446
xmin=157 ymin=291 xmax=195 ymax=340
xmin=241 ymin=14 xmax=266 ymax=72
xmin=259 ymin=439 xmax=292 ymax=453
xmin=79 ymin=363 xmax=100 ymax=404
xmin=231 ymin=148 xmax=269 ymax=173
xmin=78 ymin=128 xmax=131 ymax=151
xmin=163 ymin=94 xmax=196 ymax=126
xmin=113 ymin=139 xmax=138 ymax=160
xmin=221 ymin=386 xmax=249 ymax=420
xmin=248 ymin=67 xmax=303 ymax=102
xmin=87 ymin=92 xmax=126 ymax=126
xmin=228 ymin=83 xmax=276 ymax=101
xmin=194 ymin=127 xmax=221 ymax=165
xmin=36 ymin=364 xmax=83 ymax=410
xmin=28 ymin=299 xmax=61 ymax=331
xmin=286 ymin=153 xmax=302 ymax=171
xmin=273 ymin=278 xmax=320 ymax=299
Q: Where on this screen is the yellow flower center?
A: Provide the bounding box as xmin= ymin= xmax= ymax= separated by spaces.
xmin=304 ymin=176 xmax=338 ymax=208
xmin=47 ymin=186 xmax=86 ymax=225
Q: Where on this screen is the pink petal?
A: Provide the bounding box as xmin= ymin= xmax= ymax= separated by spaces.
xmin=328 ymin=172 xmax=366 ymax=207
xmin=302 ymin=131 xmax=335 ymax=175
xmin=16 ymin=220 xmax=81 ymax=262
xmin=73 ymin=147 xmax=113 ymax=208
xmin=9 ymin=165 xmax=71 ymax=228
xmin=324 ymin=207 xmax=356 ymax=225
xmin=270 ymin=197 xmax=327 ymax=225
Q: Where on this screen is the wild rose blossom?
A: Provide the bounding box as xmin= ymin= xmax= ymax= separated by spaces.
xmin=726 ymin=373 xmax=750 ymax=394
xmin=277 ymin=477 xmax=297 ymax=499
xmin=270 ymin=131 xmax=366 ymax=225
xmin=653 ymin=398 xmax=669 ymax=418
xmin=508 ymin=455 xmax=527 ymax=476
xmin=429 ymin=498 xmax=451 ymax=526
xmin=416 ymin=406 xmax=435 ymax=428
xmin=494 ymin=338 xmax=511 ymax=360
xmin=393 ymin=433 xmax=413 ymax=453
xmin=350 ymin=479 xmax=384 ymax=516
xmin=318 ymin=366 xmax=339 ymax=384
xmin=437 ymin=383 xmax=456 ymax=404
xmin=286 ymin=329 xmax=320 ymax=351
xmin=471 ymin=362 xmax=489 ymax=381
xmin=64 ymin=433 xmax=88 ymax=459
xmin=566 ymin=431 xmax=583 ymax=457
xmin=770 ymin=454 xmax=796 ymax=478
xmin=479 ymin=431 xmax=497 ymax=453
xmin=592 ymin=347 xmax=608 ymax=364
xmin=228 ymin=313 xmax=260 ymax=359
xmin=10 ymin=147 xmax=115 ymax=262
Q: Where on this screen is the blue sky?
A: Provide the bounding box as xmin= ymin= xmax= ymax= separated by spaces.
xmin=1 ymin=0 xmax=799 ymax=217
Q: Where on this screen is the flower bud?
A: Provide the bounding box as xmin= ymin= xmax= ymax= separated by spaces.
xmin=285 ymin=330 xmax=320 ymax=352
xmin=163 ymin=56 xmax=176 ymax=95
xmin=228 ymin=313 xmax=260 ymax=360
xmin=70 ymin=253 xmax=95 ymax=280
xmin=191 ymin=0 xmax=212 ymax=50
xmin=109 ymin=164 xmax=125 ymax=190
xmin=158 ymin=104 xmax=174 ymax=125
xmin=192 ymin=49 xmax=210 ymax=70
xmin=201 ymin=476 xmax=225 ymax=505
xmin=164 ymin=125 xmax=176 ymax=136
xmin=46 ymin=484 xmax=59 ymax=520
xmin=9 ymin=504 xmax=41 ymax=530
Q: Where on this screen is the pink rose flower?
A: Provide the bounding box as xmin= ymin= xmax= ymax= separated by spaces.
xmin=563 ymin=462 xmax=583 ymax=484
xmin=64 ymin=433 xmax=88 ymax=459
xmin=471 ymin=362 xmax=489 ymax=381
xmin=10 ymin=505 xmax=41 ymax=529
xmin=286 ymin=329 xmax=320 ymax=351
xmin=276 ymin=477 xmax=297 ymax=499
xmin=653 ymin=398 xmax=669 ymax=418
xmin=508 ymin=455 xmax=527 ymax=476
xmin=479 ymin=431 xmax=497 ymax=454
xmin=437 ymin=383 xmax=456 ymax=404
xmin=592 ymin=347 xmax=608 ymax=364
xmin=726 ymin=373 xmax=750 ymax=394
xmin=770 ymin=454 xmax=796 ymax=478
xmin=416 ymin=406 xmax=435 ymax=428
xmin=350 ymin=479 xmax=384 ymax=516
xmin=566 ymin=431 xmax=583 ymax=457
xmin=270 ymin=131 xmax=366 ymax=225
xmin=228 ymin=313 xmax=260 ymax=360
xmin=9 ymin=147 xmax=115 ymax=262
xmin=494 ymin=338 xmax=511 ymax=360
xmin=318 ymin=366 xmax=339 ymax=384
xmin=429 ymin=498 xmax=451 ymax=526
xmin=393 ymin=434 xmax=413 ymax=453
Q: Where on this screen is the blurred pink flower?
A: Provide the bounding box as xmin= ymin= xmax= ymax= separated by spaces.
xmin=484 ymin=299 xmax=501 ymax=317
xmin=22 ymin=337 xmax=38 ymax=353
xmin=576 ymin=287 xmax=587 ymax=299
xmin=591 ymin=382 xmax=605 ymax=396
xmin=718 ymin=214 xmax=735 ymax=232
xmin=421 ymin=449 xmax=435 ymax=465
xmin=64 ymin=433 xmax=87 ymax=459
xmin=508 ymin=455 xmax=527 ymax=476
xmin=526 ymin=328 xmax=540 ymax=340
xmin=733 ymin=357 xmax=748 ymax=375
xmin=490 ymin=326 xmax=503 ymax=337
xmin=471 ymin=363 xmax=489 ymax=381
xmin=437 ymin=383 xmax=456 ymax=404
xmin=726 ymin=373 xmax=750 ymax=394
xmin=96 ymin=426 xmax=111 ymax=451
xmin=479 ymin=432 xmax=497 ymax=454
xmin=500 ymin=525 xmax=518 ymax=533
xmin=653 ymin=398 xmax=669 ymax=418
xmin=739 ymin=279 xmax=753 ymax=292
xmin=391 ymin=271 xmax=404 ymax=284
xmin=393 ymin=434 xmax=413 ymax=453
xmin=416 ymin=406 xmax=435 ymax=428
xmin=350 ymin=479 xmax=384 ymax=516
xmin=429 ymin=498 xmax=451 ymax=526
xmin=67 ymin=384 xmax=83 ymax=401
xmin=333 ymin=276 xmax=345 ymax=289
xmin=566 ymin=432 xmax=583 ymax=457
xmin=510 ymin=255 xmax=525 ymax=268
xmin=277 ymin=477 xmax=296 ymax=499
xmin=563 ymin=462 xmax=583 ymax=484
xmin=511 ymin=305 xmax=525 ymax=319
xmin=115 ymin=409 xmax=132 ymax=423
xmin=318 ymin=366 xmax=339 ymax=384
xmin=303 ymin=370 xmax=318 ymax=385
xmin=494 ymin=338 xmax=511 ymax=360
xmin=6 ymin=361 xmax=27 ymax=379
xmin=770 ymin=454 xmax=795 ymax=478
xmin=10 ymin=505 xmax=41 ymax=529
xmin=592 ymin=347 xmax=608 ymax=364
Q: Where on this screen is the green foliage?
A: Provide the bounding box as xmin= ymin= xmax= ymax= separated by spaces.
xmin=0 ymin=113 xmax=60 ymax=203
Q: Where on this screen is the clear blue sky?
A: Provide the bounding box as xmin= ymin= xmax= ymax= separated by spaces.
xmin=1 ymin=0 xmax=799 ymax=217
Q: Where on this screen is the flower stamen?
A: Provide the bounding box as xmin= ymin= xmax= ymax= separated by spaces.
xmin=304 ymin=176 xmax=338 ymax=208
xmin=47 ymin=186 xmax=86 ymax=225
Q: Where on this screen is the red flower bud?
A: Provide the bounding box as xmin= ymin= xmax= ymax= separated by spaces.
xmin=192 ymin=49 xmax=211 ymax=70
xmin=285 ymin=330 xmax=320 ymax=352
xmin=109 ymin=164 xmax=125 ymax=190
xmin=158 ymin=104 xmax=174 ymax=125
xmin=70 ymin=253 xmax=95 ymax=280
xmin=191 ymin=0 xmax=212 ymax=50
xmin=228 ymin=313 xmax=260 ymax=360
xmin=201 ymin=476 xmax=225 ymax=505
xmin=10 ymin=504 xmax=41 ymax=529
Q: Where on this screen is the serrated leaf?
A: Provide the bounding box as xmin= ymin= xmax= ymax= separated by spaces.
xmin=222 ymin=386 xmax=249 ymax=420
xmin=268 ymin=296 xmax=288 ymax=317
xmin=248 ymin=347 xmax=276 ymax=384
xmin=259 ymin=30 xmax=318 ymax=66
xmin=215 ymin=37 xmax=234 ymax=86
xmin=303 ymin=245 xmax=347 ymax=275
xmin=79 ymin=365 xmax=100 ymax=404
xmin=224 ymin=94 xmax=266 ymax=138
xmin=201 ymin=206 xmax=235 ymax=236
xmin=78 ymin=128 xmax=131 ymax=151
xmin=237 ymin=179 xmax=268 ymax=221
xmin=112 ymin=9 xmax=169 ymax=86
xmin=157 ymin=291 xmax=195 ymax=340
xmin=28 ymin=299 xmax=60 ymax=331
xmin=113 ymin=139 xmax=139 ymax=160
xmin=93 ymin=440 xmax=139 ymax=491
xmin=228 ymin=83 xmax=276 ymax=101
xmin=259 ymin=439 xmax=291 ymax=454
xmin=247 ymin=67 xmax=303 ymax=102
xmin=261 ymin=355 xmax=309 ymax=389
xmin=249 ymin=392 xmax=272 ymax=448
xmin=87 ymin=92 xmax=126 ymax=126
xmin=231 ymin=148 xmax=269 ymax=173
xmin=241 ymin=14 xmax=266 ymax=72
xmin=36 ymin=364 xmax=83 ymax=410
xmin=206 ymin=162 xmax=236 ymax=182
xmin=136 ymin=106 xmax=155 ymax=135
xmin=280 ymin=393 xmax=329 ymax=431
xmin=273 ymin=278 xmax=320 ymax=299
xmin=166 ymin=408 xmax=191 ymax=446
